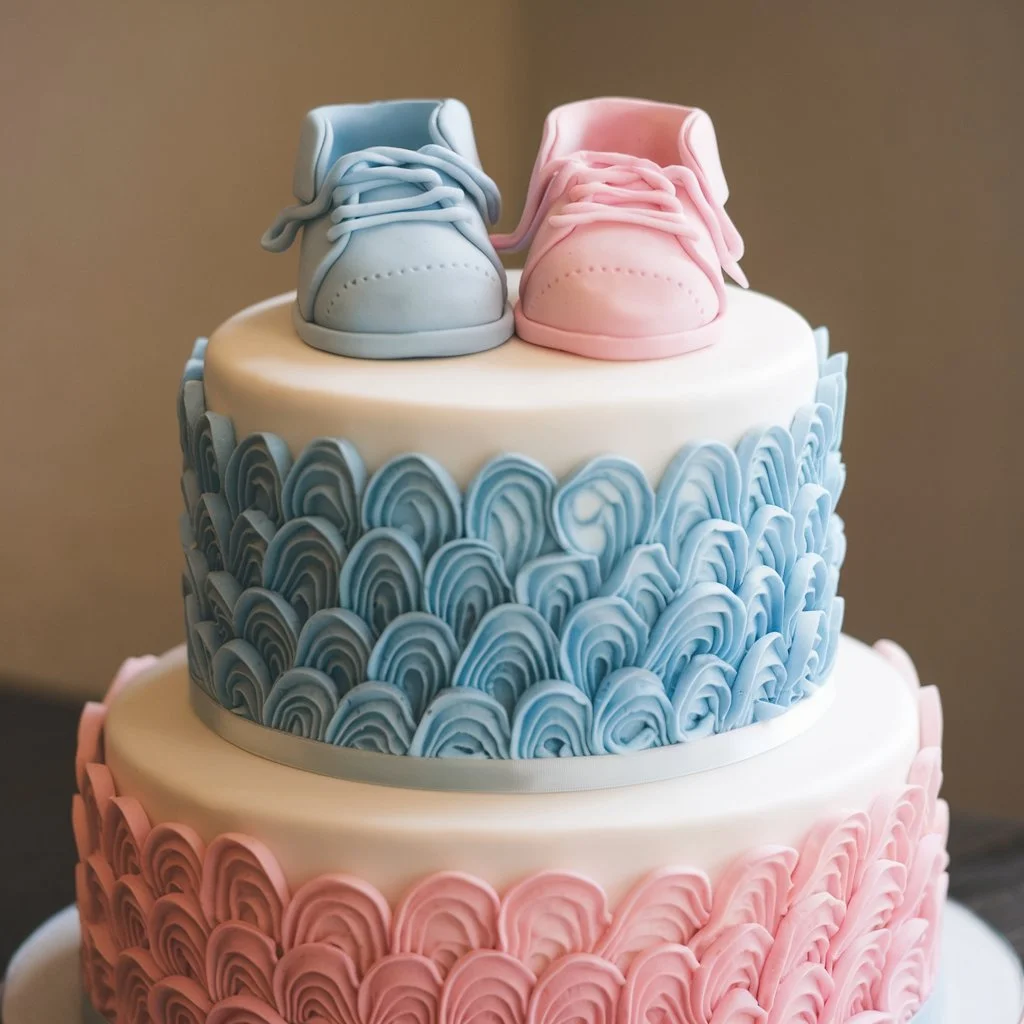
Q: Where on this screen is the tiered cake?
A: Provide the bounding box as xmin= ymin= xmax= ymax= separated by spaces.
xmin=70 ymin=98 xmax=948 ymax=1024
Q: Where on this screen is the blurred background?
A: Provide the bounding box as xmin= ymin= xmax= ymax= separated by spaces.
xmin=0 ymin=1 xmax=1020 ymax=953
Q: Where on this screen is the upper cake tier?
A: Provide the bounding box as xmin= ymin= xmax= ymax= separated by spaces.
xmin=202 ymin=275 xmax=817 ymax=486
xmin=179 ymin=275 xmax=847 ymax=764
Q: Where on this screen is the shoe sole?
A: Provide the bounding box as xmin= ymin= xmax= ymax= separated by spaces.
xmin=294 ymin=303 xmax=515 ymax=359
xmin=514 ymin=304 xmax=723 ymax=361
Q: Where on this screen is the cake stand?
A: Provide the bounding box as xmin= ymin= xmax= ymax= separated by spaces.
xmin=2 ymin=901 xmax=1021 ymax=1023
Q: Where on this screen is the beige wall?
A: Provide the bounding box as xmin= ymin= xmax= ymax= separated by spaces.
xmin=1 ymin=2 xmax=1020 ymax=815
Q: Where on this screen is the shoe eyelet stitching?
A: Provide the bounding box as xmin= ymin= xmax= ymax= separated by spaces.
xmin=322 ymin=263 xmax=500 ymax=316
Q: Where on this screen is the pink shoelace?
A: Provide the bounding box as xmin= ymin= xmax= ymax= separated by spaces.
xmin=493 ymin=151 xmax=748 ymax=289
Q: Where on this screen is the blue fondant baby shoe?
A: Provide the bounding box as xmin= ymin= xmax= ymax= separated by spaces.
xmin=262 ymin=100 xmax=514 ymax=359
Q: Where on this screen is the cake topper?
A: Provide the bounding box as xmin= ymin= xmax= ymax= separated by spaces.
xmin=493 ymin=98 xmax=748 ymax=361
xmin=262 ymin=100 xmax=514 ymax=360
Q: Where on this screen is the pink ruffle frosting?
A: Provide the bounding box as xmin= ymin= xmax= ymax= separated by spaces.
xmin=74 ymin=642 xmax=946 ymax=1024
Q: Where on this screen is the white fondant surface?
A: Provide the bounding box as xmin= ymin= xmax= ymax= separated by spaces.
xmin=104 ymin=636 xmax=918 ymax=903
xmin=202 ymin=273 xmax=818 ymax=486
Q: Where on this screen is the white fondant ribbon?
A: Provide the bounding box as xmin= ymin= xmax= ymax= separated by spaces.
xmin=189 ymin=682 xmax=835 ymax=794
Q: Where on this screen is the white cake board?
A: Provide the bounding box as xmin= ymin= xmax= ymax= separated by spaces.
xmin=2 ymin=902 xmax=1022 ymax=1023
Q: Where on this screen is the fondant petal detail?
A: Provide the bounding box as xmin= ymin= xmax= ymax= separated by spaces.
xmin=690 ymin=922 xmax=772 ymax=1023
xmin=367 ymin=612 xmax=460 ymax=720
xmin=424 ymin=540 xmax=513 ymax=648
xmin=208 ymin=995 xmax=289 ymax=1024
xmin=821 ymin=928 xmax=891 ymax=1023
xmin=111 ymin=874 xmax=155 ymax=950
xmin=816 ymin=351 xmax=848 ymax=453
xmin=142 ymin=823 xmax=206 ymax=903
xmin=233 ymin=588 xmax=301 ymax=680
xmin=499 ymin=872 xmax=610 ymax=976
xmin=675 ymin=519 xmax=749 ymax=593
xmin=193 ymin=411 xmax=236 ymax=496
xmin=295 ymin=607 xmax=374 ymax=700
xmin=357 ymin=954 xmax=444 ymax=1024
xmin=263 ymin=666 xmax=339 ymax=741
xmin=876 ymin=918 xmax=929 ymax=1022
xmin=439 ymin=949 xmax=535 ymax=1024
xmin=823 ymin=513 xmax=847 ymax=572
xmin=114 ymin=948 xmax=162 ymax=1024
xmin=206 ymin=571 xmax=242 ymax=646
xmin=527 ymin=953 xmax=623 ymax=1024
xmin=75 ymin=701 xmax=107 ymax=793
xmin=619 ymin=943 xmax=698 ymax=1024
xmin=263 ymin=515 xmax=346 ymax=623
xmin=790 ymin=403 xmax=835 ymax=489
xmin=184 ymin=552 xmax=211 ymax=620
xmin=339 ymin=527 xmax=424 ymax=638
xmin=669 ymin=655 xmax=734 ymax=741
xmin=181 ymin=469 xmax=203 ymax=525
xmin=213 ymin=639 xmax=273 ymax=722
xmin=597 ymin=867 xmax=712 ymax=973
xmin=591 ymin=667 xmax=672 ymax=755
xmin=598 ymin=544 xmax=680 ymax=630
xmin=757 ymin=892 xmax=844 ymax=1011
xmin=282 ymin=874 xmax=391 ymax=977
xmin=178 ymin=378 xmax=206 ymax=470
xmin=149 ymin=891 xmax=210 ymax=982
xmin=738 ymin=566 xmax=786 ymax=651
xmin=873 ymin=639 xmax=920 ymax=691
xmin=764 ymin=961 xmax=832 ymax=1024
xmin=206 ymin=920 xmax=277 ymax=1004
xmin=102 ymin=795 xmax=151 ymax=878
xmin=283 ymin=437 xmax=367 ymax=550
xmin=410 ymin=688 xmax=512 ymax=759
xmin=201 ymin=834 xmax=290 ymax=943
xmin=642 ymin=582 xmax=747 ymax=692
xmin=510 ymin=680 xmax=593 ymax=759
xmin=728 ymin=633 xmax=790 ymax=731
xmin=553 ymin=456 xmax=655 ymax=580
xmin=83 ymin=853 xmax=116 ymax=927
xmin=225 ymin=432 xmax=292 ymax=524
xmin=917 ymin=685 xmax=943 ymax=750
xmin=737 ymin=424 xmax=798 ymax=523
xmin=188 ymin=619 xmax=221 ymax=697
xmin=828 ymin=860 xmax=907 ymax=968
xmin=148 ymin=975 xmax=212 ymax=1024
xmin=229 ymin=510 xmax=278 ymax=591
xmin=514 ymin=554 xmax=601 ymax=636
xmin=362 ymin=453 xmax=462 ymax=562
xmin=452 ymin=605 xmax=560 ymax=715
xmin=393 ymin=871 xmax=501 ymax=973
xmin=558 ymin=597 xmax=649 ymax=700
xmin=82 ymin=922 xmax=118 ymax=1016
xmin=691 ymin=846 xmax=797 ymax=958
xmin=744 ymin=505 xmax=798 ymax=582
xmin=194 ymin=492 xmax=232 ymax=571
xmin=464 ymin=453 xmax=557 ymax=578
xmin=791 ymin=483 xmax=832 ymax=558
xmin=82 ymin=763 xmax=116 ymax=858
xmin=655 ymin=442 xmax=742 ymax=570
xmin=325 ymin=681 xmax=416 ymax=755
xmin=790 ymin=810 xmax=870 ymax=906
xmin=273 ymin=942 xmax=360 ymax=1024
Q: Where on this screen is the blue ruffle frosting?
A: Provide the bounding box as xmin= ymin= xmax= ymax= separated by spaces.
xmin=179 ymin=327 xmax=848 ymax=758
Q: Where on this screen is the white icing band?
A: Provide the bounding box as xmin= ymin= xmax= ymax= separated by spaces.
xmin=189 ymin=680 xmax=835 ymax=794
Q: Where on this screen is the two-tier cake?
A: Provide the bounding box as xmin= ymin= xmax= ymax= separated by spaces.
xmin=69 ymin=98 xmax=947 ymax=1024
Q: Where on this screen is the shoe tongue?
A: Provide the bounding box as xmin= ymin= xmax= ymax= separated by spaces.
xmin=678 ymin=109 xmax=729 ymax=205
xmin=430 ymin=99 xmax=482 ymax=168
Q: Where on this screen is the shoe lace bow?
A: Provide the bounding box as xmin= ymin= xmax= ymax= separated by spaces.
xmin=262 ymin=145 xmax=500 ymax=253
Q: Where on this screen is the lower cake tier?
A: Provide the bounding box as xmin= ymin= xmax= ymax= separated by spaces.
xmin=73 ymin=635 xmax=948 ymax=1024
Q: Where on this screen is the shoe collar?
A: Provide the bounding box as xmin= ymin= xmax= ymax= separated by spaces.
xmin=292 ymin=99 xmax=485 ymax=203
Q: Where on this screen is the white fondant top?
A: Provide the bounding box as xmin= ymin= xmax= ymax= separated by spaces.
xmin=104 ymin=636 xmax=918 ymax=903
xmin=202 ymin=274 xmax=818 ymax=486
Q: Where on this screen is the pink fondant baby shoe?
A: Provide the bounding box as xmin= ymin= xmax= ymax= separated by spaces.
xmin=493 ymin=98 xmax=748 ymax=360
